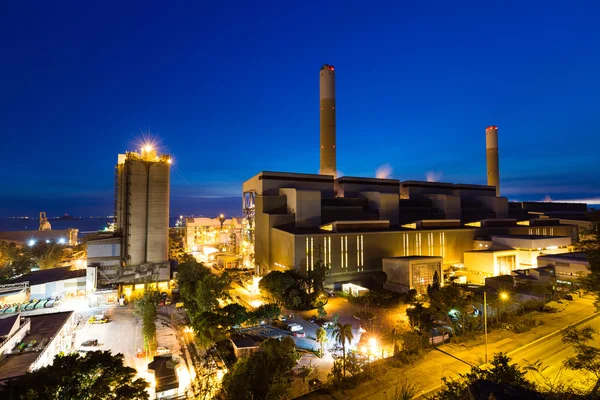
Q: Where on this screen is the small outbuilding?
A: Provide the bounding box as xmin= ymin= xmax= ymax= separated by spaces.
xmin=383 ymin=256 xmax=443 ymax=295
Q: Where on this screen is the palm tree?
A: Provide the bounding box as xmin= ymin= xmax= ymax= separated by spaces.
xmin=316 ymin=327 xmax=328 ymax=357
xmin=332 ymin=322 xmax=354 ymax=377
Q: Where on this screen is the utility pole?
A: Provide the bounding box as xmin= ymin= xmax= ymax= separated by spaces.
xmin=484 ymin=291 xmax=488 ymax=366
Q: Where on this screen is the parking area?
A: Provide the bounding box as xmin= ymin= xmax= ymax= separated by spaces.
xmin=73 ymin=305 xmax=145 ymax=372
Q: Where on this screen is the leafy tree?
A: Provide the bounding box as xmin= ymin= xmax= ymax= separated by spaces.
xmin=332 ymin=322 xmax=354 ymax=377
xmin=562 ymin=325 xmax=600 ymax=394
xmin=434 ymin=353 xmax=534 ymax=400
xmin=258 ymin=271 xmax=296 ymax=306
xmin=134 ymin=291 xmax=159 ymax=353
xmin=316 ymin=326 xmax=328 ymax=357
xmin=30 ymin=242 xmax=65 ymax=270
xmin=573 ymin=210 xmax=600 ymax=309
xmin=194 ymin=311 xmax=228 ymax=346
xmin=317 ymin=305 xmax=327 ymax=321
xmin=329 ymin=349 xmax=366 ymax=381
xmin=0 ymin=351 xmax=148 ymax=399
xmin=0 ymin=242 xmax=35 ymax=282
xmin=298 ymin=362 xmax=315 ymax=383
xmin=220 ymin=337 xmax=298 ymax=399
xmin=399 ymin=331 xmax=425 ymax=355
xmin=250 ymin=303 xmax=281 ymax=323
xmin=219 ymin=303 xmax=248 ymax=328
xmin=427 ymin=270 xmax=441 ymax=298
xmin=307 ymin=259 xmax=328 ymax=294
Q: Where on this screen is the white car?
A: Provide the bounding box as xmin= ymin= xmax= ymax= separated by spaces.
xmin=287 ymin=323 xmax=303 ymax=332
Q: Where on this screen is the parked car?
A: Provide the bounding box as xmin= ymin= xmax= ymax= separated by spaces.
xmin=89 ymin=315 xmax=109 ymax=324
xmin=278 ymin=315 xmax=287 ymax=322
xmin=81 ymin=339 xmax=98 ymax=347
xmin=293 ymin=332 xmax=306 ymax=338
xmin=287 ymin=323 xmax=303 ymax=332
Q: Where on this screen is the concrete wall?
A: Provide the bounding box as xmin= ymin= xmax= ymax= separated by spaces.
xmin=361 ymin=192 xmax=400 ymax=225
xmin=279 ymin=188 xmax=322 ymax=228
xmin=476 ymin=196 xmax=509 ymax=219
xmin=424 ymin=194 xmax=461 ymax=220
xmin=29 ymin=277 xmax=86 ymax=300
xmin=382 ymin=258 xmax=411 ymax=292
xmin=243 ymin=172 xmax=335 ymax=197
xmin=284 ymin=228 xmax=475 ymax=281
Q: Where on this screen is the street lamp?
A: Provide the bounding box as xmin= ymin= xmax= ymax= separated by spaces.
xmin=499 ymin=292 xmax=509 ymax=324
xmin=218 ymin=213 xmax=226 ymax=230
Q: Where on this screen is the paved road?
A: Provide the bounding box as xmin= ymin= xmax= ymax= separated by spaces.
xmin=299 ymin=297 xmax=599 ymax=399
xmin=510 ymin=315 xmax=600 ymax=392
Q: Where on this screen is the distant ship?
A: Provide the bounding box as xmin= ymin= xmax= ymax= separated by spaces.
xmin=53 ymin=213 xmax=79 ymax=221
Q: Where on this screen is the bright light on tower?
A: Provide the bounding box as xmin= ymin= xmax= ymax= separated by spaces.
xmin=143 ymin=144 xmax=153 ymax=152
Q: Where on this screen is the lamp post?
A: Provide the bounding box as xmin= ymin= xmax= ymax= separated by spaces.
xmin=499 ymin=292 xmax=509 ymax=324
xmin=484 ymin=291 xmax=488 ymax=366
xmin=218 ymin=213 xmax=226 ymax=230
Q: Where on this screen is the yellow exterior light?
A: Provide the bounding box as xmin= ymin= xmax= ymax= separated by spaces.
xmin=500 ymin=292 xmax=509 ymax=300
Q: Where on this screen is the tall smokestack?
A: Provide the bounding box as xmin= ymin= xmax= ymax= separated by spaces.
xmin=320 ymin=64 xmax=336 ymax=177
xmin=486 ymin=125 xmax=500 ymax=196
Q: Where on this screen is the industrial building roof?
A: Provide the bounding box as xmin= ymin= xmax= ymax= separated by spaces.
xmin=538 ymin=251 xmax=589 ymax=262
xmin=491 ymin=234 xmax=570 ymax=240
xmin=11 ymin=267 xmax=86 ymax=286
xmin=0 ymin=312 xmax=73 ymax=381
xmin=0 ymin=315 xmax=19 ymax=338
xmin=383 ymin=256 xmax=442 ymax=260
xmin=274 ymin=224 xmax=471 ymax=235
xmin=230 ymin=334 xmax=261 ymax=349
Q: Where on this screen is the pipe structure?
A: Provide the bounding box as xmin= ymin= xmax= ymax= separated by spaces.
xmin=320 ymin=64 xmax=336 ymax=177
xmin=486 ymin=126 xmax=500 ymax=196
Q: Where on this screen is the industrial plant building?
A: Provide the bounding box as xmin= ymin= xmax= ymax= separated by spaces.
xmin=242 ymin=64 xmax=587 ymax=289
xmin=86 ymin=146 xmax=171 ymax=295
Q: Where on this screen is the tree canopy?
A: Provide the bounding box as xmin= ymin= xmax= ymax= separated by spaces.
xmin=0 ymin=351 xmax=148 ymax=400
xmin=219 ymin=336 xmax=298 ymax=399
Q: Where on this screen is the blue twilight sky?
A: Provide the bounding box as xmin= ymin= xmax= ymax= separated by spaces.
xmin=1 ymin=0 xmax=599 ymax=218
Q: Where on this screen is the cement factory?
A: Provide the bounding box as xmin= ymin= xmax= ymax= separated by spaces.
xmin=59 ymin=63 xmax=591 ymax=302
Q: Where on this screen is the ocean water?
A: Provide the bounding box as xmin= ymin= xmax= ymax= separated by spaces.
xmin=0 ymin=217 xmax=182 ymax=236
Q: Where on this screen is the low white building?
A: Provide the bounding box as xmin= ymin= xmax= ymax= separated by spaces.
xmin=12 ymin=267 xmax=86 ymax=300
xmin=537 ymin=252 xmax=590 ymax=283
xmin=0 ymin=311 xmax=74 ymax=381
xmin=383 ymin=256 xmax=443 ymax=295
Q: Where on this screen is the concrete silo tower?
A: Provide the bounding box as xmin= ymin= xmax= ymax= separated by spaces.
xmin=320 ymin=64 xmax=336 ymax=177
xmin=486 ymin=126 xmax=500 ymax=196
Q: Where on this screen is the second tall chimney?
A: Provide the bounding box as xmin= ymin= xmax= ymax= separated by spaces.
xmin=486 ymin=125 xmax=500 ymax=196
xmin=320 ymin=64 xmax=336 ymax=177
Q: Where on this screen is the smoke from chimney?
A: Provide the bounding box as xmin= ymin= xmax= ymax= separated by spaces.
xmin=376 ymin=164 xmax=393 ymax=179
xmin=426 ymin=171 xmax=443 ymax=182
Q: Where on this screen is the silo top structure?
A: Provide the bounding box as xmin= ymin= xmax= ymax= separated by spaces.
xmin=320 ymin=64 xmax=336 ymax=177
xmin=486 ymin=126 xmax=500 ymax=196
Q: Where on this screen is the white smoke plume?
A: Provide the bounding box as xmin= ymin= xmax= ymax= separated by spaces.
xmin=426 ymin=171 xmax=443 ymax=182
xmin=376 ymin=164 xmax=393 ymax=179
